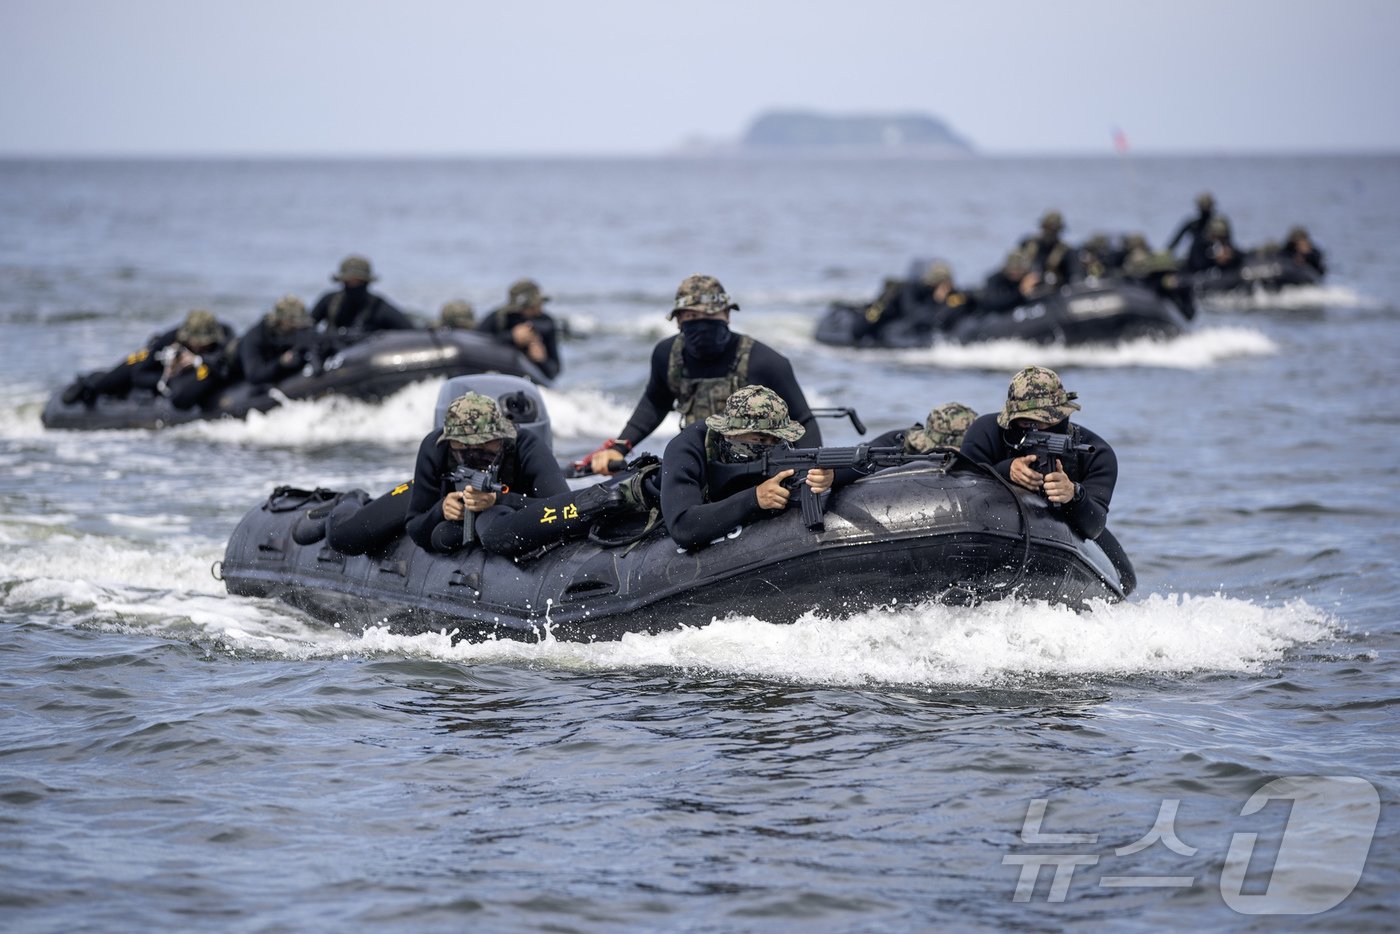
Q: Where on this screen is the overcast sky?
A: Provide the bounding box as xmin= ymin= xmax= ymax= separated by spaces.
xmin=2 ymin=0 xmax=1397 ymax=156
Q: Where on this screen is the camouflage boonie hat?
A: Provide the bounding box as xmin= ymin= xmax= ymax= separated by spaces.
xmin=920 ymin=261 xmax=953 ymax=287
xmin=1122 ymin=232 xmax=1149 ymax=252
xmin=1085 ymin=234 xmax=1111 ymax=254
xmin=669 ymin=273 xmax=739 ymax=320
xmin=1040 ymin=210 xmax=1065 ymax=232
xmin=998 ymin=366 xmax=1080 ymax=428
xmin=505 ymin=278 xmax=548 ymax=312
xmin=439 ymin=299 xmax=476 ymax=328
xmin=333 ymin=254 xmax=375 ymax=283
xmin=704 ymin=385 xmax=805 ymax=442
xmin=1286 ymin=225 xmax=1309 ymax=243
xmin=267 ymin=294 xmax=310 ymax=333
xmin=1195 ymin=191 xmax=1215 ymax=211
xmin=1003 ymin=249 xmax=1032 ymax=277
xmin=437 ymin=391 xmax=518 ymax=446
xmin=176 ymin=309 xmax=223 ymax=347
xmin=906 ymin=402 xmax=978 ymax=453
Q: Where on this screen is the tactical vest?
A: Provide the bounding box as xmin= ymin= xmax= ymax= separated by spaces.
xmin=666 ymin=334 xmax=754 ymax=427
xmin=1043 ymin=242 xmax=1070 ymax=283
xmin=325 ymin=292 xmax=376 ymax=332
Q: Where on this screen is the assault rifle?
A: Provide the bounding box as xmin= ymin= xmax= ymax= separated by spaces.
xmin=290 ymin=329 xmax=340 ymax=376
xmin=1010 ymin=429 xmax=1095 ymax=477
xmin=450 ymin=463 xmax=509 ymax=545
xmin=709 ymin=443 xmax=947 ymax=532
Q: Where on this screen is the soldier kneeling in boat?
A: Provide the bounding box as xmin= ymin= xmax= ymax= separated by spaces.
xmin=404 ymin=392 xmax=643 ymax=558
xmin=961 ymin=366 xmax=1115 ymax=540
xmin=660 ymin=385 xmax=849 ymax=551
xmin=868 ymin=401 xmax=978 ymax=453
xmin=960 ymin=366 xmax=1134 ymax=590
xmin=60 ymin=309 xmax=237 ymax=410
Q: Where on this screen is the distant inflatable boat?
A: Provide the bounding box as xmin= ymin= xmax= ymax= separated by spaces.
xmin=1191 ymin=255 xmax=1323 ymax=299
xmin=42 ymin=329 xmax=552 ymax=431
xmin=218 ymin=455 xmax=1135 ymax=644
xmin=815 ymin=280 xmax=1189 ymax=349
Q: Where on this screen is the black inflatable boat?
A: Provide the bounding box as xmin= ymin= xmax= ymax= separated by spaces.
xmin=219 ymin=456 xmax=1133 ymax=643
xmin=1191 ymin=254 xmax=1323 ymax=298
xmin=816 ymin=280 xmax=1189 ymax=349
xmin=42 ymin=329 xmax=552 ymax=431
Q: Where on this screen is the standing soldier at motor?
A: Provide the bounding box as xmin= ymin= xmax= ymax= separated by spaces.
xmin=1166 ymin=192 xmax=1218 ymax=269
xmin=586 ymin=273 xmax=822 ymax=476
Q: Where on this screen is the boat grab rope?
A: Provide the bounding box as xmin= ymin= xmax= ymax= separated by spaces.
xmin=943 ymin=449 xmax=1034 ymax=593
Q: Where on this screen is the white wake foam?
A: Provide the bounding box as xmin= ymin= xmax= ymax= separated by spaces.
xmin=822 ymin=326 xmax=1278 ymax=371
xmin=161 ymin=380 xmax=639 ymax=449
xmin=1198 ymin=284 xmax=1376 ymax=312
xmin=3 ymin=520 xmax=1339 ymax=683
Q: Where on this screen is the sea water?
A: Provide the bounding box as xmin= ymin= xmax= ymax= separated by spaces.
xmin=1 ymin=155 xmax=1396 ymax=930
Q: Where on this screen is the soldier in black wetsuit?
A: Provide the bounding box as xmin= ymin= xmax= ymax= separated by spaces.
xmin=1019 ymin=211 xmax=1080 ymax=286
xmin=309 ymin=255 xmax=415 ymax=342
xmin=660 ymin=386 xmax=843 ymax=551
xmin=238 ymin=295 xmax=320 ymax=391
xmin=403 ymin=392 xmax=633 ymax=557
xmin=60 ymin=309 xmax=237 ymax=410
xmin=1167 ymin=192 xmax=1217 ymax=269
xmin=1280 ymin=226 xmax=1326 ymax=277
xmin=476 ymin=279 xmax=562 ymax=381
xmin=1193 ymin=216 xmax=1244 ymax=274
xmin=960 ymin=366 xmax=1118 ymax=545
xmin=587 ymin=273 xmax=821 ymax=476
xmin=979 ymin=250 xmax=1043 ymax=314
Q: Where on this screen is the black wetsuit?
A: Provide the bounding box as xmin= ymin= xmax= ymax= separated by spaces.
xmin=310 ymin=285 xmax=415 ymax=340
xmin=660 ymin=422 xmax=850 ymax=551
xmin=74 ymin=322 xmax=237 ymax=410
xmin=1195 ymin=239 xmax=1245 ymax=275
xmin=325 ymin=482 xmax=414 ymax=556
xmin=959 ymin=413 xmax=1116 ymax=541
xmin=1167 ymin=210 xmax=1214 ymax=256
xmin=238 ymin=319 xmax=318 ymax=390
xmin=476 ymin=308 xmax=563 ymax=380
xmin=618 ymin=333 xmax=821 ymax=450
xmin=979 ymin=272 xmax=1037 ymax=314
xmin=404 ymin=428 xmax=570 ymax=554
xmin=1281 ymin=242 xmax=1326 ymax=277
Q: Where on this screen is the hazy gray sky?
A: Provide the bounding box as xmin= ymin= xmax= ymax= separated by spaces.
xmin=2 ymin=0 xmax=1397 ymax=156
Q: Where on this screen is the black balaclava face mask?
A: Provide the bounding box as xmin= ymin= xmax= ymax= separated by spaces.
xmin=680 ymin=318 xmax=732 ymax=360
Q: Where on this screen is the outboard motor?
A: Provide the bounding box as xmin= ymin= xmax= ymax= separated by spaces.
xmin=435 ymin=374 xmax=552 ymax=450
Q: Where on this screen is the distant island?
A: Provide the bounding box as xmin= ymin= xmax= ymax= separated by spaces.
xmin=738 ymin=110 xmax=975 ymax=155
